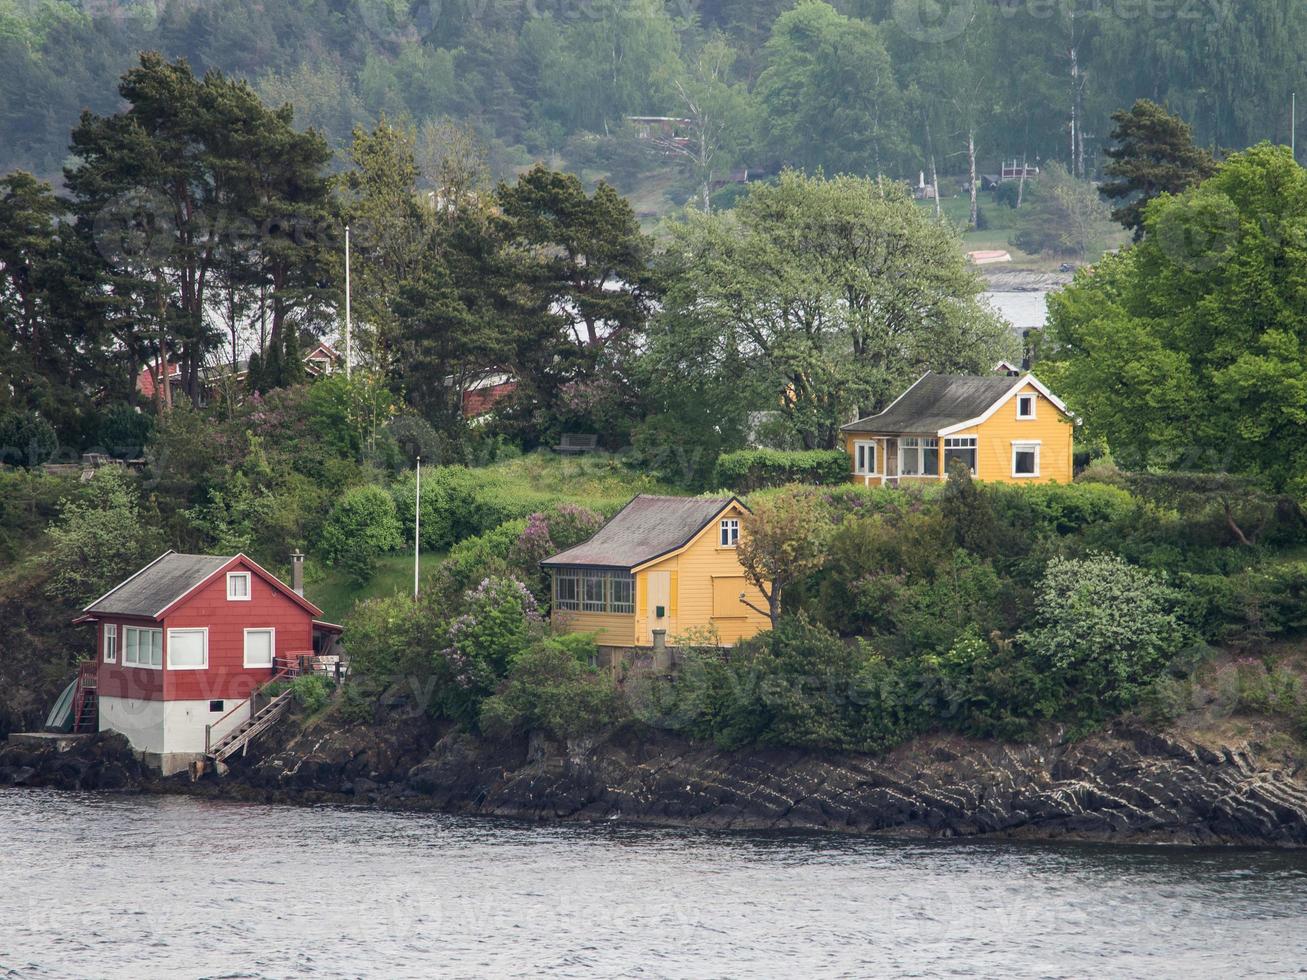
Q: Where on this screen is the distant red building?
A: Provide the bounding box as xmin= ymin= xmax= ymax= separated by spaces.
xmin=74 ymin=551 xmax=341 ymax=774
xmin=461 ymin=372 xmax=518 ymax=419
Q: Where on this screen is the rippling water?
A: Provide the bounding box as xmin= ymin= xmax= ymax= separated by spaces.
xmin=984 ymin=290 xmax=1049 ymax=332
xmin=4 ymin=789 xmax=1306 ymax=978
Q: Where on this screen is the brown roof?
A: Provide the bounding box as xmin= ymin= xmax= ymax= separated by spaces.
xmin=541 ymin=495 xmax=742 ymax=571
xmin=842 ymin=372 xmax=1021 ymax=434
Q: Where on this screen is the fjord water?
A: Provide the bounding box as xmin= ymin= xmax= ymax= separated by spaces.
xmin=3 ymin=789 xmax=1305 ymax=979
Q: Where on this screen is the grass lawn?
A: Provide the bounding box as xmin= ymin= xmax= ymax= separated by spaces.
xmin=308 ymin=550 xmax=447 ymax=623
xmin=304 ymin=450 xmax=672 ymax=623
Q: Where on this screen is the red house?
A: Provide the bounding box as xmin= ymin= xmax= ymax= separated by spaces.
xmin=73 ymin=551 xmax=341 ymax=774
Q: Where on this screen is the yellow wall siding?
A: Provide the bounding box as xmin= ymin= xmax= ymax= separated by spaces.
xmin=555 ymin=610 xmax=636 ymax=647
xmin=968 ymin=383 xmax=1075 ymax=484
xmin=842 ymin=383 xmax=1075 ymax=486
xmin=639 ymin=502 xmax=770 ymax=647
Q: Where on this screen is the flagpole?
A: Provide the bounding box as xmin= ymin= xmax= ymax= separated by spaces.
xmin=414 ymin=457 xmax=421 ymax=599
xmin=344 ymin=224 xmax=352 ymax=379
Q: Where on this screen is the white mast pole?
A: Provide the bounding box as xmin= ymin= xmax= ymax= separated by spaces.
xmin=414 ymin=457 xmax=421 ymax=599
xmin=344 ymin=224 xmax=352 ymax=379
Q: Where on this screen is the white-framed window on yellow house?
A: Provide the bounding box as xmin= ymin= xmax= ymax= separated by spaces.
xmin=1017 ymin=393 xmax=1036 ymax=419
xmin=854 ymin=441 xmax=878 ymax=476
xmin=720 ymin=518 xmax=739 ymax=547
xmin=1012 ymin=441 xmax=1041 ymax=478
xmin=900 ymin=437 xmax=939 ymax=476
xmin=944 ymin=437 xmax=977 ymax=475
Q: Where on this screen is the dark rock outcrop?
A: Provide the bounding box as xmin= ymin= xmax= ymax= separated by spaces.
xmin=0 ymin=732 xmax=153 ymax=791
xmin=6 ymin=714 xmax=1307 ymax=846
xmin=400 ymin=723 xmax=1307 ymax=846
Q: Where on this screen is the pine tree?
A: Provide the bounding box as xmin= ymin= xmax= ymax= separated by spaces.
xmin=1101 ymin=100 xmax=1218 ymax=241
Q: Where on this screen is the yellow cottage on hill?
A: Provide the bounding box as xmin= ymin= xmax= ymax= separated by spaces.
xmin=841 ymin=371 xmax=1076 ymax=486
xmin=541 ymin=495 xmax=770 ymax=649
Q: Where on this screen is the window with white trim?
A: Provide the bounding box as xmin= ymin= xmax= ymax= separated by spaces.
xmin=554 ymin=569 xmax=635 ymax=614
xmin=103 ymin=624 xmax=118 ymax=664
xmin=720 ymin=518 xmax=739 ymax=547
xmin=899 ymin=437 xmax=939 ymax=476
xmin=123 ymin=626 xmax=162 ymax=669
xmin=1012 ymin=441 xmax=1041 ymax=478
xmin=1017 ymin=393 xmax=1036 ymax=419
xmin=227 ymin=571 xmax=251 ymax=600
xmin=167 ymin=628 xmax=207 ymax=670
xmin=944 ymin=437 xmax=978 ymax=475
xmin=244 ymin=628 xmax=274 ymax=668
xmin=854 ymin=441 xmax=878 ymax=476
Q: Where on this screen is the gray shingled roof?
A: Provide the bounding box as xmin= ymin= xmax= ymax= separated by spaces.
xmin=542 ymin=495 xmax=738 ymax=570
xmin=842 ymin=373 xmax=1020 ymax=434
xmin=85 ymin=551 xmax=231 ymax=618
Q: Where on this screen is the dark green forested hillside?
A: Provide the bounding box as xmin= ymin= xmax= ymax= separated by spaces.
xmin=3 ymin=0 xmax=1305 ymax=204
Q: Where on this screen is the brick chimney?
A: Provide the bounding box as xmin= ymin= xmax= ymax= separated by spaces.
xmin=291 ymin=550 xmax=305 ymax=597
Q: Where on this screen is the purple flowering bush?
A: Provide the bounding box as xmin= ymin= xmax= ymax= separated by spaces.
xmin=435 ymin=575 xmax=544 ymax=724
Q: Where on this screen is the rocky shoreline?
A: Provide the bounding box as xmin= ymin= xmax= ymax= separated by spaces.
xmin=5 ymin=716 xmax=1307 ymax=847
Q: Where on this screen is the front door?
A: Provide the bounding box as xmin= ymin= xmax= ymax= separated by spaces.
xmin=647 ymin=570 xmax=672 ymax=643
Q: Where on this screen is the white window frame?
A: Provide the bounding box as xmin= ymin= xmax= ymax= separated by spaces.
xmin=720 ymin=518 xmax=740 ymax=547
xmin=1012 ymin=441 xmax=1041 ymax=478
xmin=103 ymin=623 xmax=118 ymax=664
xmin=1017 ymin=393 xmax=1036 ymax=419
xmin=243 ymin=627 xmax=276 ymax=669
xmin=227 ymin=571 xmax=252 ymax=601
xmin=853 ymin=441 xmax=879 ymax=476
xmin=123 ymin=626 xmax=163 ymax=670
xmin=944 ymin=437 xmax=978 ymax=476
xmin=166 ymin=627 xmax=209 ymax=671
xmin=899 ymin=437 xmax=939 ymax=477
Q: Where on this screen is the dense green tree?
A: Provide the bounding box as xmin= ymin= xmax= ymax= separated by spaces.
xmin=496 ymin=166 xmax=657 ymax=441
xmin=755 ymin=1 xmax=902 ymax=176
xmin=1012 ymin=162 xmax=1115 ymax=259
xmin=1101 ymin=100 xmax=1219 ymax=241
xmin=654 ymin=171 xmax=1014 ymax=448
xmin=1044 ymin=144 xmax=1307 ymax=494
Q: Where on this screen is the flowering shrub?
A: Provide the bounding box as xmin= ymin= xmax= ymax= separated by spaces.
xmin=511 ymin=504 xmax=605 ymax=570
xmin=435 ymin=575 xmax=543 ymax=725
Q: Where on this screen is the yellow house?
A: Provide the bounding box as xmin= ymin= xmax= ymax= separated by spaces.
xmin=541 ymin=495 xmax=770 ymax=648
xmin=841 ymin=371 xmax=1076 ymax=486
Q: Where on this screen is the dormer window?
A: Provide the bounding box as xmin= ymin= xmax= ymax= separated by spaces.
xmin=227 ymin=571 xmax=251 ymax=601
xmin=720 ymin=518 xmax=740 ymax=547
xmin=1017 ymin=393 xmax=1036 ymax=419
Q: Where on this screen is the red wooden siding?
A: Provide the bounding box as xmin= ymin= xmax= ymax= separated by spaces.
xmin=97 ymin=614 xmax=167 ymax=701
xmin=163 ymin=559 xmax=313 ymax=701
xmin=94 ymin=557 xmax=315 ymax=703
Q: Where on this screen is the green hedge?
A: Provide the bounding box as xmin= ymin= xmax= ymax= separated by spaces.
xmin=712 ymin=449 xmax=849 ymax=492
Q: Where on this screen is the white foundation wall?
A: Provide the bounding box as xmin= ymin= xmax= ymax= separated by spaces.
xmin=99 ymin=696 xmax=252 ymax=755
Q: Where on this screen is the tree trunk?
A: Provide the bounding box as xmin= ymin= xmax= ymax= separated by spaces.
xmin=968 ymin=129 xmax=979 ymax=229
xmin=924 ymin=114 xmax=941 ymax=219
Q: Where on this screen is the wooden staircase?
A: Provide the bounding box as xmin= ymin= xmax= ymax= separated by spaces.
xmin=71 ymin=662 xmax=98 ymax=734
xmin=204 ymin=659 xmax=304 ymax=765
